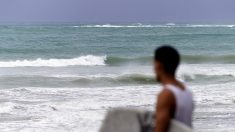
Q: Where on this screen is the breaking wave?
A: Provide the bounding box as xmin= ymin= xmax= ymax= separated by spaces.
xmin=0 ymin=54 xmax=235 ymax=67
xmin=0 ymin=74 xmax=156 ymax=88
xmin=0 ymin=55 xmax=106 ymax=67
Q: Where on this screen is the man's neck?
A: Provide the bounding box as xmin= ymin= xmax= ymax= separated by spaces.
xmin=160 ymin=74 xmax=185 ymax=90
xmin=160 ymin=74 xmax=177 ymax=86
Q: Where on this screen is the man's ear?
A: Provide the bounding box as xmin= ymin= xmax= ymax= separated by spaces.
xmin=154 ymin=61 xmax=159 ymax=72
xmin=156 ymin=61 xmax=163 ymax=72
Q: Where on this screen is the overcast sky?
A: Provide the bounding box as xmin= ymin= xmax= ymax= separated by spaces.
xmin=0 ymin=0 xmax=235 ymax=23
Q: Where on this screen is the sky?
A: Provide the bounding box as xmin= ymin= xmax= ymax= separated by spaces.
xmin=0 ymin=0 xmax=235 ymax=23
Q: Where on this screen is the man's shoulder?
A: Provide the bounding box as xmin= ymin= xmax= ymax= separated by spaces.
xmin=159 ymin=88 xmax=174 ymax=98
xmin=158 ymin=88 xmax=175 ymax=104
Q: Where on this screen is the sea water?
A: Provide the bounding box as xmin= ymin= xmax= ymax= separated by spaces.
xmin=0 ymin=24 xmax=235 ymax=132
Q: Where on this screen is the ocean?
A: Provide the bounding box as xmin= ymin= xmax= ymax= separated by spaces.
xmin=0 ymin=24 xmax=235 ymax=132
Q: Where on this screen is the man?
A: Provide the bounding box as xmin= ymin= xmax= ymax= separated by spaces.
xmin=154 ymin=46 xmax=194 ymax=132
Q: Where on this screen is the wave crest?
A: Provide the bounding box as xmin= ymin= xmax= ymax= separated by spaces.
xmin=0 ymin=55 xmax=106 ymax=67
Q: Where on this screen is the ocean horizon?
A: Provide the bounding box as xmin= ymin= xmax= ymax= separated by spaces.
xmin=0 ymin=23 xmax=235 ymax=131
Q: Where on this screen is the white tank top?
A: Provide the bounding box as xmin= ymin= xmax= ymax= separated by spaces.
xmin=165 ymin=84 xmax=194 ymax=127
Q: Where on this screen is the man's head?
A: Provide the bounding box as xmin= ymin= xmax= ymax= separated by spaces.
xmin=154 ymin=45 xmax=180 ymax=82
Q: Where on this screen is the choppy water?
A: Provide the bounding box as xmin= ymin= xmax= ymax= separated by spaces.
xmin=0 ymin=24 xmax=235 ymax=131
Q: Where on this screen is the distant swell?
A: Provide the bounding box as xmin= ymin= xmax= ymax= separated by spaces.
xmin=106 ymin=55 xmax=235 ymax=65
xmin=0 ymin=55 xmax=106 ymax=67
xmin=182 ymin=55 xmax=235 ymax=64
xmin=78 ymin=24 xmax=235 ymax=28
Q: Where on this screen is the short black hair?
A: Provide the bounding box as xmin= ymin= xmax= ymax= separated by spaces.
xmin=154 ymin=45 xmax=180 ymax=75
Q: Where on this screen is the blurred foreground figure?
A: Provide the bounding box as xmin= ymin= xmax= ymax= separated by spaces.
xmin=100 ymin=46 xmax=194 ymax=132
xmin=154 ymin=46 xmax=194 ymax=132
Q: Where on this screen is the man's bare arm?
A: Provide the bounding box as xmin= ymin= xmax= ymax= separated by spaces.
xmin=155 ymin=89 xmax=175 ymax=132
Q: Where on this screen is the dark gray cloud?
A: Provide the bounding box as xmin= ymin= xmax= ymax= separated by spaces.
xmin=0 ymin=0 xmax=235 ymax=23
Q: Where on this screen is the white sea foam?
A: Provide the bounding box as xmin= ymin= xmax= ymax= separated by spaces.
xmin=180 ymin=64 xmax=235 ymax=76
xmin=0 ymin=102 xmax=15 ymax=113
xmin=185 ymin=24 xmax=235 ymax=28
xmin=81 ymin=24 xmax=154 ymax=28
xmin=79 ymin=24 xmax=235 ymax=28
xmin=0 ymin=83 xmax=234 ymax=132
xmin=0 ymin=55 xmax=106 ymax=67
xmin=166 ymin=23 xmax=176 ymax=26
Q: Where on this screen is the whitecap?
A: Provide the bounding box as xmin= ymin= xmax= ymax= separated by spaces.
xmin=0 ymin=55 xmax=106 ymax=67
